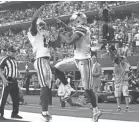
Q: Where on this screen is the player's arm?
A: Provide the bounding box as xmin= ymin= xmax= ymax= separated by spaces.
xmin=60 ymin=27 xmax=87 ymax=45
xmin=30 ymin=4 xmax=46 ymax=36
xmin=60 ymin=32 xmax=82 ymax=45
xmin=56 ymin=18 xmax=72 ymax=32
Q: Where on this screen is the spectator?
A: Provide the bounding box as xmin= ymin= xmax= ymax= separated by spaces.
xmin=91 ymin=55 xmax=102 ymax=104
xmin=24 ymin=69 xmax=31 ymax=95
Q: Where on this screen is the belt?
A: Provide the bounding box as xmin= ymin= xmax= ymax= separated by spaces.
xmin=6 ymin=77 xmax=17 ymax=81
xmin=42 ymin=56 xmax=50 ymax=60
xmin=36 ymin=56 xmax=50 ymax=60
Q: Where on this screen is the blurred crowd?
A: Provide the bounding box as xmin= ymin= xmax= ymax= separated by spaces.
xmin=0 ymin=1 xmax=138 ymax=62
xmin=90 ymin=16 xmax=139 ymax=58
xmin=0 ymin=1 xmax=136 ymax=26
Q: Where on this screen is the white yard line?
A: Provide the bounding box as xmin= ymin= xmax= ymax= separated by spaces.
xmin=4 ymin=110 xmax=135 ymax=122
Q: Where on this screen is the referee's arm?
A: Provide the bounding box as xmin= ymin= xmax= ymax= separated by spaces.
xmin=0 ymin=57 xmax=8 ymax=86
xmin=0 ymin=68 xmax=8 ymax=87
xmin=17 ymin=63 xmax=20 ymax=80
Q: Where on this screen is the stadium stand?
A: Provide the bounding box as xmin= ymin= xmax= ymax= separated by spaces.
xmin=0 ymin=1 xmax=139 ymax=90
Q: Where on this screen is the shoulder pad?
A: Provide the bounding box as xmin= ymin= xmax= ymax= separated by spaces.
xmin=74 ymin=25 xmax=88 ymax=35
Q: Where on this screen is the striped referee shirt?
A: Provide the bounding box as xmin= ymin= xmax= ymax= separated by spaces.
xmin=0 ymin=56 xmax=18 ymax=79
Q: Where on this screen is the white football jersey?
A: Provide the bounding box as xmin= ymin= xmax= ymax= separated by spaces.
xmin=73 ymin=25 xmax=91 ymax=60
xmin=28 ymin=31 xmax=51 ymax=59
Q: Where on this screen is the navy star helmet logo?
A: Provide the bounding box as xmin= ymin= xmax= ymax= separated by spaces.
xmin=76 ymin=12 xmax=82 ymax=17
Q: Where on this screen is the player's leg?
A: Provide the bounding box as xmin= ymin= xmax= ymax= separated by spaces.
xmin=54 ymin=58 xmax=77 ymax=101
xmin=90 ymin=84 xmax=98 ymax=110
xmin=114 ymin=83 xmax=122 ymax=112
xmin=75 ymin=59 xmax=101 ymax=122
xmin=54 ymin=68 xmax=68 ymax=85
xmin=34 ymin=58 xmax=52 ymax=121
xmin=54 ymin=58 xmax=77 ymax=85
xmin=75 ymin=59 xmax=97 ymax=107
xmin=122 ymin=84 xmax=130 ymax=111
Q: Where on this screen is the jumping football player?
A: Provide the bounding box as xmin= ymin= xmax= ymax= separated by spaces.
xmin=27 ymin=5 xmax=52 ymax=122
xmin=27 ymin=4 xmax=74 ymax=121
xmin=55 ymin=12 xmax=102 ymax=122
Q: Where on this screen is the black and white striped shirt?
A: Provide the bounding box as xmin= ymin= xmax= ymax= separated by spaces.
xmin=0 ymin=56 xmax=18 ymax=79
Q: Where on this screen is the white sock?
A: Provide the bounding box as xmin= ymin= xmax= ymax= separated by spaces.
xmin=42 ymin=111 xmax=49 ymax=115
xmin=93 ymin=107 xmax=99 ymax=113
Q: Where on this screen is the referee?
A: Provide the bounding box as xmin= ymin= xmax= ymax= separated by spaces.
xmin=0 ymin=48 xmax=22 ymax=120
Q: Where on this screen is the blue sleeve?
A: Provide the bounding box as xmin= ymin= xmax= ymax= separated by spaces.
xmin=74 ymin=26 xmax=87 ymax=36
xmin=30 ymin=18 xmax=38 ymax=36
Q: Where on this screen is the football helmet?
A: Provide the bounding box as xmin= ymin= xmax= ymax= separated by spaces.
xmin=70 ymin=12 xmax=87 ymax=27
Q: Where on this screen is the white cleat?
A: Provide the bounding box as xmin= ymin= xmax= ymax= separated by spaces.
xmin=41 ymin=114 xmax=52 ymax=122
xmin=92 ymin=110 xmax=102 ymax=122
xmin=61 ymin=84 xmax=72 ymax=101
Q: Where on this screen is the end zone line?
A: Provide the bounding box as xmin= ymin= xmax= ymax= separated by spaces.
xmin=4 ymin=110 xmax=135 ymax=122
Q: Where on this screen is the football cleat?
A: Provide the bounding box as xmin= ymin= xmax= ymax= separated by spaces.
xmin=61 ymin=84 xmax=72 ymax=101
xmin=92 ymin=110 xmax=102 ymax=122
xmin=41 ymin=113 xmax=52 ymax=122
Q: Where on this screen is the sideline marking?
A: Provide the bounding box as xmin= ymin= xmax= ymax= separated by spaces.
xmin=4 ymin=110 xmax=135 ymax=122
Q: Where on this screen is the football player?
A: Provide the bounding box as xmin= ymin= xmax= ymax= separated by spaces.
xmin=56 ymin=12 xmax=102 ymax=122
xmin=27 ymin=5 xmax=74 ymax=122
xmin=27 ymin=4 xmax=52 ymax=122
